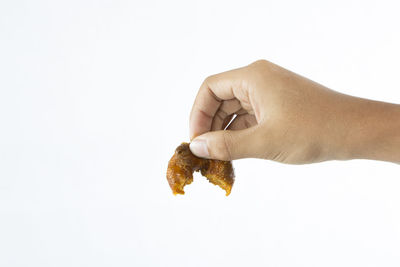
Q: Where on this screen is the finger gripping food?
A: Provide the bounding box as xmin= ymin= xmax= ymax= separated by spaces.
xmin=166 ymin=142 xmax=235 ymax=196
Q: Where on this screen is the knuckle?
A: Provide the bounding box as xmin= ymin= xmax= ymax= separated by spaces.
xmin=220 ymin=132 xmax=234 ymax=161
xmin=246 ymin=59 xmax=273 ymax=81
xmin=203 ymin=74 xmax=216 ymax=85
xmin=209 ymin=132 xmax=234 ymax=161
xmin=249 ymin=59 xmax=271 ymax=69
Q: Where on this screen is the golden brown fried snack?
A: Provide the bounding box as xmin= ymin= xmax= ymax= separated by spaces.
xmin=167 ymin=142 xmax=234 ymax=196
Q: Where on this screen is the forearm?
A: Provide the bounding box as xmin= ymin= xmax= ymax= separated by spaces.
xmin=335 ymin=95 xmax=400 ymax=163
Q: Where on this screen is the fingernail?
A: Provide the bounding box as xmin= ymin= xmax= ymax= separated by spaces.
xmin=190 ymin=139 xmax=209 ymax=158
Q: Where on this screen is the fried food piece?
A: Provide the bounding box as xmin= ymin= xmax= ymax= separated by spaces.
xmin=167 ymin=142 xmax=235 ymax=196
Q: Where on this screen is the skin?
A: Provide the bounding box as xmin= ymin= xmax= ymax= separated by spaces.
xmin=189 ymin=59 xmax=400 ymax=164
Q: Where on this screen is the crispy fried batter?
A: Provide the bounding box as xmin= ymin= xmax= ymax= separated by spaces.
xmin=166 ymin=142 xmax=234 ymax=196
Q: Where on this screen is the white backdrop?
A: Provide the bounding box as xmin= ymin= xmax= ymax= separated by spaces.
xmin=1 ymin=0 xmax=400 ymax=266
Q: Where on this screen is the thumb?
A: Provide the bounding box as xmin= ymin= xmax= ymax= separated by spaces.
xmin=189 ymin=127 xmax=260 ymax=160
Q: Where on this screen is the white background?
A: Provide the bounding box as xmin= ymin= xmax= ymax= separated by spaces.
xmin=1 ymin=0 xmax=400 ymax=266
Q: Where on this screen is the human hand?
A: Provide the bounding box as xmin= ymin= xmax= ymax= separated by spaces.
xmin=189 ymin=60 xmax=400 ymax=164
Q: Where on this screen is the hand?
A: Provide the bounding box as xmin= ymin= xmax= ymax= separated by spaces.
xmin=189 ymin=60 xmax=400 ymax=164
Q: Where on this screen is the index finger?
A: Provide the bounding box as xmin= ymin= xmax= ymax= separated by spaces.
xmin=189 ymin=67 xmax=245 ymax=140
